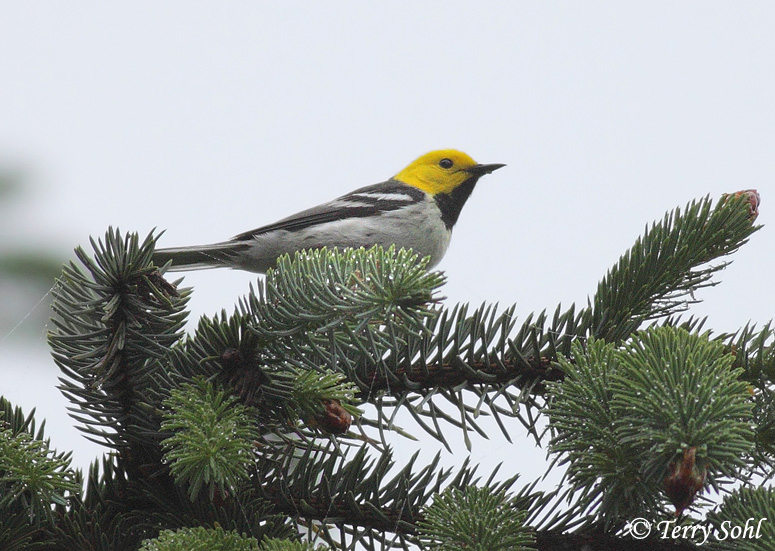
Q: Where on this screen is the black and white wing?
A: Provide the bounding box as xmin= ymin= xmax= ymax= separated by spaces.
xmin=231 ymin=180 xmax=425 ymax=240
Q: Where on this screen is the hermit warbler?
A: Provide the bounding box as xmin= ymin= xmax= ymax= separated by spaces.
xmin=153 ymin=149 xmax=504 ymax=273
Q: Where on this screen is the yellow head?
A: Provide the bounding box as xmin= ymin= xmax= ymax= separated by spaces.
xmin=393 ymin=149 xmax=504 ymax=195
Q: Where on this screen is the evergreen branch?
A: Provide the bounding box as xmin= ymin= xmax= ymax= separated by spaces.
xmin=250 ymin=245 xmax=444 ymax=342
xmin=262 ymin=538 xmax=321 ymax=551
xmin=258 ymin=445 xmax=434 ymax=534
xmin=727 ymin=322 xmax=775 ymax=385
xmin=211 ymin=192 xmax=758 ymax=450
xmin=590 ymin=192 xmax=760 ymax=343
xmin=29 ymin=188 xmax=760 ymax=550
xmin=347 ymin=302 xmax=582 ymax=448
xmin=156 ymin=309 xmax=360 ymax=436
xmin=417 ymin=485 xmax=535 ymax=551
xmin=255 ymin=442 xmax=521 ymax=549
xmin=52 ymin=453 xmax=292 ymax=551
xmin=0 ymin=398 xmax=81 ymax=511
xmin=48 ymin=228 xmax=190 ymax=474
xmin=546 ymin=327 xmax=755 ymax=527
xmin=720 ymin=322 xmax=775 ymax=477
xmin=49 ymin=460 xmax=133 ymax=551
xmin=160 ymin=308 xmax=288 ymax=419
xmin=138 ymin=526 xmax=260 ymax=551
xmin=351 ymin=192 xmax=760 ymax=446
xmin=160 ymin=378 xmax=259 ymax=501
xmin=0 ymin=398 xmax=80 ymax=551
xmin=706 ymin=487 xmax=775 ymax=551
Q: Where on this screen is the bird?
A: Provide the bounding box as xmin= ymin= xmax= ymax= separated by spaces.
xmin=152 ymin=149 xmax=505 ymax=273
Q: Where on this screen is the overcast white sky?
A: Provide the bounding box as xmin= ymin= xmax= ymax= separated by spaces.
xmin=1 ymin=2 xmax=773 ymax=502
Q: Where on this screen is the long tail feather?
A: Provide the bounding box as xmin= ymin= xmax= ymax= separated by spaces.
xmin=152 ymin=242 xmax=245 ymax=271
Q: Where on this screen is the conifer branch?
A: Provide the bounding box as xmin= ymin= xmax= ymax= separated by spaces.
xmin=546 ymin=327 xmax=755 ymax=527
xmin=706 ymin=487 xmax=775 ymax=551
xmin=49 ymin=229 xmax=190 ymax=476
xmin=149 ymin=193 xmax=761 ymax=453
xmin=0 ymin=397 xmax=80 ymax=550
xmin=589 ymin=192 xmax=760 ymax=343
xmin=3 ymin=189 xmax=762 ymax=550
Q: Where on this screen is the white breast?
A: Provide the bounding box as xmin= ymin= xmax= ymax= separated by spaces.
xmin=237 ymin=197 xmax=452 ymax=271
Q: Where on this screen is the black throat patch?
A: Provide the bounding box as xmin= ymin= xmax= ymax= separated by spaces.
xmin=434 ymin=177 xmax=479 ymax=230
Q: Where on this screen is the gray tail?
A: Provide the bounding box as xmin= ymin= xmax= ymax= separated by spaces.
xmin=152 ymin=241 xmax=245 ymax=271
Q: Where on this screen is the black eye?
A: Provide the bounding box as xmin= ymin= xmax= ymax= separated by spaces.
xmin=439 ymin=158 xmax=453 ymax=169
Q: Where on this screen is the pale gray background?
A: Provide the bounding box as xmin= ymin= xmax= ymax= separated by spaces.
xmin=1 ymin=2 xmax=773 ymax=503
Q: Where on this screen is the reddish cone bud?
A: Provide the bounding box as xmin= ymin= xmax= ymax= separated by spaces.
xmin=664 ymin=447 xmax=706 ymax=515
xmin=307 ymin=399 xmax=352 ymax=434
xmin=722 ymin=189 xmax=761 ymax=222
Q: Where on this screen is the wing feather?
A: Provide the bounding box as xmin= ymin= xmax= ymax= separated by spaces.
xmin=232 ymin=180 xmax=424 ymax=241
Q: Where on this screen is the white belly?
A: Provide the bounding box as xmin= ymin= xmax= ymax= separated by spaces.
xmin=238 ymin=200 xmax=451 ymax=272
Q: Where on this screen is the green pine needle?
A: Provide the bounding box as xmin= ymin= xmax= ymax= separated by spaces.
xmin=292 ymin=369 xmax=361 ymax=421
xmin=10 ymin=190 xmax=763 ymax=549
xmin=591 ymin=193 xmax=760 ymax=342
xmin=261 ymin=537 xmax=324 ymax=551
xmin=49 ymin=227 xmax=190 ymax=450
xmin=161 ymin=378 xmax=259 ymax=501
xmin=0 ymin=398 xmax=80 ymax=521
xmin=139 ymin=525 xmax=259 ymax=551
xmin=547 ymin=326 xmax=755 ymax=525
xmin=418 ymin=486 xmax=534 ymax=551
xmin=547 ymin=338 xmax=661 ymax=524
xmin=612 ymin=327 xmax=754 ymax=484
xmin=254 ymin=245 xmax=444 ymax=332
xmin=248 ymin=245 xmax=445 ymax=362
xmin=706 ymin=487 xmax=775 ymax=551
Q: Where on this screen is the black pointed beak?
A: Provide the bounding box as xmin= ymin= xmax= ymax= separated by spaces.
xmin=465 ymin=163 xmax=506 ymax=176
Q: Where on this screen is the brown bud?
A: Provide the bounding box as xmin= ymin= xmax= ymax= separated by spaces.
xmin=220 ymin=348 xmax=270 ymax=408
xmin=134 ymin=270 xmax=179 ymax=303
xmin=212 ymin=487 xmax=230 ymax=509
xmin=307 ymin=399 xmax=352 ymax=434
xmin=722 ymin=189 xmax=761 ymax=222
xmin=664 ymin=447 xmax=706 ymax=516
xmin=220 ymin=347 xmax=243 ymax=366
